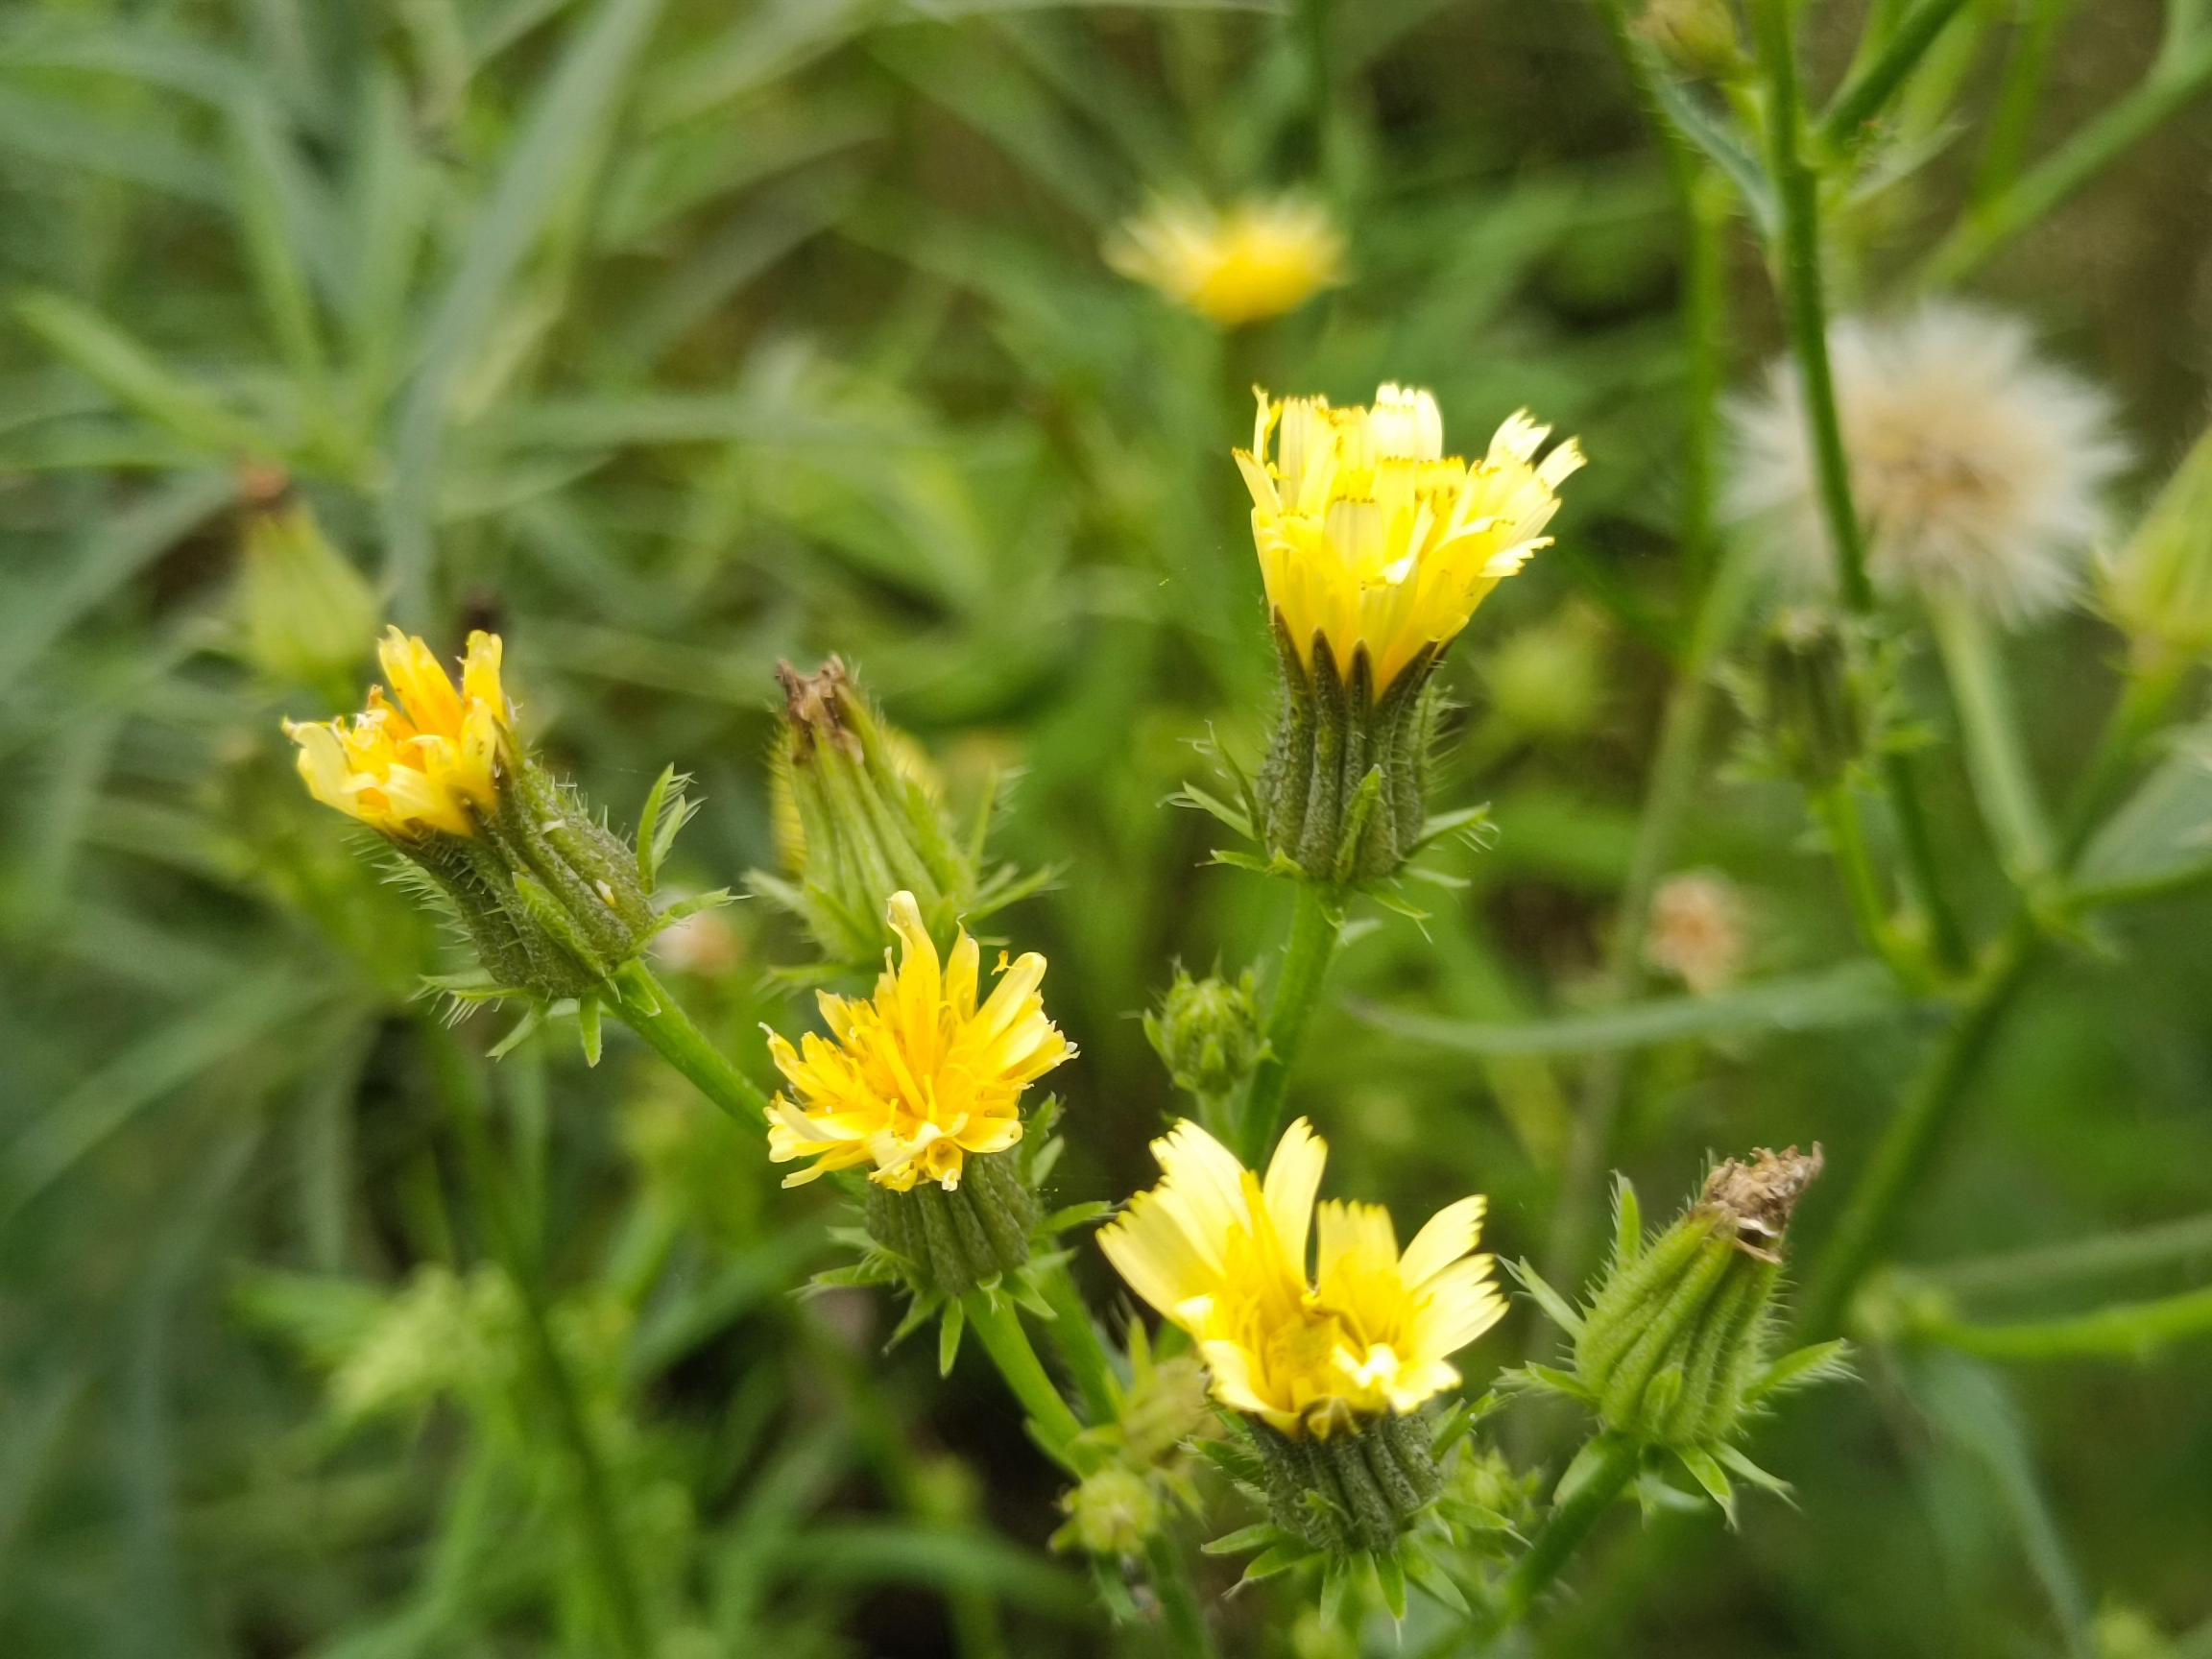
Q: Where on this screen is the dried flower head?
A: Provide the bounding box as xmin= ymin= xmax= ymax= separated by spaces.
xmin=1097 ymin=1118 xmax=1504 ymax=1439
xmin=1727 ymin=303 xmax=2125 ymax=622
xmin=765 ymin=890 xmax=1073 ymax=1191
xmin=1645 ymin=870 xmax=1748 ymax=996
xmin=1106 ymin=194 xmax=1344 ymax=326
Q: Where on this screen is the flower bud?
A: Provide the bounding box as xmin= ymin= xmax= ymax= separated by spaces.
xmin=238 ymin=497 xmax=378 ymax=700
xmin=1054 ymin=1464 xmax=1164 ymax=1558
xmin=861 ymin=1145 xmax=1038 ymax=1296
xmin=2104 ymin=425 xmax=2212 ymax=664
xmin=1633 ymin=0 xmax=1746 ymax=81
xmin=1758 ymin=609 xmax=1863 ymax=789
xmin=1144 ymin=968 xmax=1265 ymax=1109
xmin=1478 ymin=602 xmax=1608 ymax=743
xmin=1249 ymin=1411 xmax=1447 ymax=1555
xmin=285 ymin=629 xmax=661 ymax=1002
xmin=1575 ymin=1146 xmax=1823 ymax=1451
xmin=753 ymin=661 xmax=986 ymax=966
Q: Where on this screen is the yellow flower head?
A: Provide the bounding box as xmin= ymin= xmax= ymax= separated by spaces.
xmin=1098 ymin=1118 xmax=1504 ymax=1439
xmin=766 ymin=891 xmax=1074 ymax=1192
xmin=1106 ymin=194 xmax=1344 ymax=327
xmin=1238 ymin=386 xmax=1585 ymax=694
xmin=283 ymin=627 xmax=509 ymax=838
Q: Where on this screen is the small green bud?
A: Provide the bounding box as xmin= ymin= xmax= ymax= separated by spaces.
xmin=1117 ymin=1350 xmax=1211 ymax=1467
xmin=1759 ymin=609 xmax=1863 ymax=789
xmin=1054 ymin=1464 xmax=1163 ymax=1558
xmin=1251 ymin=621 xmax=1446 ymax=884
xmin=1144 ymin=968 xmax=1266 ymax=1107
xmin=1249 ymin=1411 xmax=1446 ymax=1555
xmin=2104 ymin=426 xmax=2212 ymax=664
xmin=752 ymin=660 xmax=975 ymax=965
xmin=1575 ymin=1146 xmax=1823 ymax=1451
xmin=238 ymin=497 xmax=379 ymax=700
xmin=862 ymin=1146 xmax=1036 ymax=1296
xmin=1632 ymin=0 xmax=1747 ymax=81
xmin=1478 ymin=602 xmax=1608 ymax=742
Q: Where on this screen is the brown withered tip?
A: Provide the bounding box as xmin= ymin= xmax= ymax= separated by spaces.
xmin=776 ymin=658 xmax=861 ymax=757
xmin=236 ymin=460 xmax=291 ymax=505
xmin=1701 ymin=1144 xmax=1824 ymax=1262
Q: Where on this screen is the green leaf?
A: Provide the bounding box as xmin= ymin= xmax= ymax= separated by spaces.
xmin=1675 ymin=1445 xmax=1738 ymax=1527
xmin=1747 ymin=1338 xmax=1855 ymax=1404
xmin=1375 ymin=1549 xmax=1407 ymax=1620
xmin=1505 ymin=1258 xmax=1587 ymax=1338
xmin=938 ymin=1297 xmax=966 ymax=1377
xmin=2075 ymin=720 xmax=2212 ymax=903
xmin=1611 ymin=1175 xmax=1643 ymax=1266
xmin=1351 ymin=959 xmax=1905 ymax=1057
xmin=1237 ymin=1540 xmax=1312 ymax=1584
xmin=14 ymin=293 xmax=273 ymax=455
xmin=1200 ymin=1524 xmax=1277 ymax=1556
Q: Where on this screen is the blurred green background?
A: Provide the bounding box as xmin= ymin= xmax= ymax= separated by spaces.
xmin=3 ymin=0 xmax=2212 ymax=1654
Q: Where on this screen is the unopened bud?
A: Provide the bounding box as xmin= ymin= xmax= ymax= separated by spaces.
xmin=1053 ymin=1465 xmax=1164 ymax=1558
xmin=239 ymin=498 xmax=378 ymax=700
xmin=1118 ymin=1351 xmax=1210 ymax=1466
xmin=1633 ymin=0 xmax=1746 ymax=81
xmin=1479 ymin=603 xmax=1608 ymax=742
xmin=1248 ymin=1411 xmax=1448 ymax=1555
xmin=1575 ymin=1146 xmax=1822 ymax=1450
xmin=753 ymin=660 xmax=973 ymax=965
xmin=1760 ymin=609 xmax=1862 ymax=788
xmin=1144 ymin=969 xmax=1266 ymax=1108
xmin=2104 ymin=426 xmax=2212 ymax=664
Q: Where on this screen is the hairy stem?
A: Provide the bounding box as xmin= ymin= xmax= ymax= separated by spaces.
xmin=1238 ymin=881 xmax=1345 ymax=1164
xmin=1810 ymin=784 xmax=1913 ymax=976
xmin=1146 ymin=1529 xmax=1219 ymax=1659
xmin=603 ymin=957 xmax=770 ymax=1125
xmin=1497 ymin=1433 xmax=1642 ymax=1623
xmin=1751 ymin=0 xmax=1969 ymax=972
xmin=1928 ymin=1283 xmax=2212 ymax=1361
xmin=1036 ymin=1260 xmax=1120 ymax=1424
xmin=961 ymin=1290 xmax=1089 ymax=1473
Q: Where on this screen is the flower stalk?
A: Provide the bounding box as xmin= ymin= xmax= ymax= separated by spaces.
xmin=600 ymin=959 xmax=772 ymax=1125
xmin=1496 ymin=1432 xmax=1641 ymax=1622
xmin=1237 ymin=882 xmax=1344 ymax=1165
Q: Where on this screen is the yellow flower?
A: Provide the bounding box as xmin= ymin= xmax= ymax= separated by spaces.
xmin=765 ymin=891 xmax=1073 ymax=1192
xmin=1098 ymin=1118 xmax=1504 ymax=1439
xmin=284 ymin=627 xmax=509 ymax=838
xmin=1238 ymin=385 xmax=1585 ymax=694
xmin=1105 ymin=195 xmax=1344 ymax=326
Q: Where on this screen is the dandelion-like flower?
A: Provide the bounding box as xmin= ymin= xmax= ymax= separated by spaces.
xmin=1098 ymin=1118 xmax=1504 ymax=1439
xmin=285 ymin=627 xmax=509 ymax=839
xmin=1727 ymin=303 xmax=2125 ymax=622
xmin=1645 ymin=870 xmax=1747 ymax=996
xmin=1238 ymin=385 xmax=1584 ymax=696
xmin=766 ymin=891 xmax=1073 ymax=1192
xmin=1105 ymin=194 xmax=1344 ymax=326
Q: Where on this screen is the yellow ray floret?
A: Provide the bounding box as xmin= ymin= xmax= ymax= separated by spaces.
xmin=765 ymin=892 xmax=1074 ymax=1192
xmin=1237 ymin=385 xmax=1585 ymax=694
xmin=1097 ymin=1118 xmax=1505 ymax=1439
xmin=283 ymin=627 xmax=509 ymax=838
xmin=1106 ymin=195 xmax=1344 ymax=326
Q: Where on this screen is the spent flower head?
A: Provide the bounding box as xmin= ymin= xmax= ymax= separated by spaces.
xmin=1728 ymin=303 xmax=2125 ymax=623
xmin=1106 ymin=193 xmax=1344 ymax=326
xmin=1645 ymin=871 xmax=1748 ymax=996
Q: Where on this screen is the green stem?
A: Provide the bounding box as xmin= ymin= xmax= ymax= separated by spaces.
xmin=961 ymin=1291 xmax=1089 ymax=1473
xmin=1145 ymin=1530 xmax=1218 ymax=1659
xmin=1928 ymin=1283 xmax=2212 ymax=1361
xmin=1810 ymin=784 xmax=1913 ymax=975
xmin=1036 ymin=1261 xmax=1119 ymax=1425
xmin=1929 ymin=596 xmax=2055 ymax=884
xmin=1497 ymin=1433 xmax=1641 ymax=1623
xmin=603 ymin=958 xmax=771 ymax=1125
xmin=1969 ymin=0 xmax=2083 ymax=203
xmin=1752 ymin=0 xmax=1969 ymax=973
xmin=1927 ymin=1209 xmax=2212 ymax=1299
xmin=1238 ymin=881 xmax=1345 ymax=1165
xmin=418 ymin=1020 xmax=652 ymax=1659
xmin=1793 ymin=916 xmax=2040 ymax=1338
xmin=1820 ymin=0 xmax=1975 ymax=143
xmin=1678 ymin=166 xmax=1731 ymax=602
xmin=1922 ymin=37 xmax=2212 ymax=289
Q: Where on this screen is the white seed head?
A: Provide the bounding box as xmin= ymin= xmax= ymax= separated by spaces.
xmin=1726 ymin=303 xmax=2127 ymax=624
xmin=1646 ymin=870 xmax=1747 ymax=997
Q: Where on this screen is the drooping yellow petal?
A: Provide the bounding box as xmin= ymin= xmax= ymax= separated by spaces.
xmin=1098 ymin=1118 xmax=1504 ymax=1440
xmin=1238 ymin=386 xmax=1584 ymax=694
xmin=1105 ymin=194 xmax=1344 ymax=326
xmin=764 ymin=891 xmax=1073 ymax=1192
xmin=282 ymin=627 xmax=510 ymax=838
